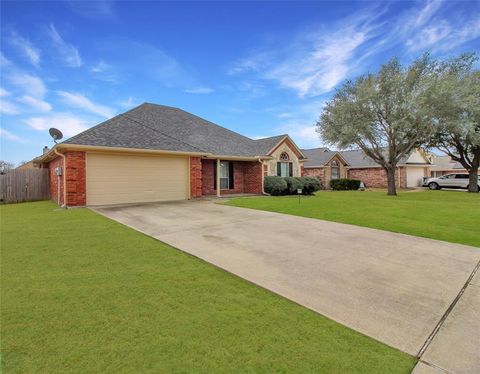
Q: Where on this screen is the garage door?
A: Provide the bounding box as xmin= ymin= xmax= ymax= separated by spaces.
xmin=86 ymin=153 xmax=189 ymax=205
xmin=406 ymin=167 xmax=425 ymax=187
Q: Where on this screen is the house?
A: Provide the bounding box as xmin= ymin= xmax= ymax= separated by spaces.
xmin=429 ymin=155 xmax=474 ymax=177
xmin=302 ymin=147 xmax=431 ymax=189
xmin=35 ymin=103 xmax=307 ymax=207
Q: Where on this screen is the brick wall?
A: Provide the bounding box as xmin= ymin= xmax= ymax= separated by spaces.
xmin=190 ymin=157 xmax=202 ymax=198
xmin=244 ymin=162 xmax=263 ymax=194
xmin=347 ymin=167 xmax=407 ymax=188
xmin=65 ymin=151 xmax=86 ymax=206
xmin=48 ymin=151 xmax=86 ymax=207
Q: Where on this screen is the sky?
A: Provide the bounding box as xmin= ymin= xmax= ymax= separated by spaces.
xmin=1 ymin=0 xmax=479 ymax=165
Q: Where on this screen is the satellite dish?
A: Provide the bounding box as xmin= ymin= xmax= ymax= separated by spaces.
xmin=49 ymin=128 xmax=63 ymax=143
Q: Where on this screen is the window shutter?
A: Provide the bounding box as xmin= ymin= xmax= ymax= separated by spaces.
xmin=229 ymin=162 xmax=234 ymax=189
xmin=277 ymin=162 xmax=281 ymax=176
xmin=213 ymin=163 xmax=217 ymax=190
xmin=289 ymin=162 xmax=293 ymax=177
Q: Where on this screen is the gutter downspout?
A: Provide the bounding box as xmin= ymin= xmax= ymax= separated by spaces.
xmin=258 ymin=158 xmax=270 ymax=196
xmin=53 ymin=148 xmax=67 ymax=207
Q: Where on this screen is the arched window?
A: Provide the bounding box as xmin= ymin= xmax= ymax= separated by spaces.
xmin=331 ymin=160 xmax=340 ymax=180
xmin=280 ymin=152 xmax=289 ymax=161
xmin=277 ymin=152 xmax=293 ymax=177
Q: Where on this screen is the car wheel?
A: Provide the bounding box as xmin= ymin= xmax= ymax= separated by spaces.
xmin=428 ymin=182 xmax=439 ymax=190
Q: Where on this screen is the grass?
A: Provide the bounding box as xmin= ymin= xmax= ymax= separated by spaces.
xmin=226 ymin=190 xmax=480 ymax=248
xmin=0 ymin=201 xmax=416 ymax=373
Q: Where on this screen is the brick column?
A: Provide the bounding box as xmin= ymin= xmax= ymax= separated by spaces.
xmin=190 ymin=157 xmax=203 ymax=198
xmin=65 ymin=151 xmax=86 ymax=206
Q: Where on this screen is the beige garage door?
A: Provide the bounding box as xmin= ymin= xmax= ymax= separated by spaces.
xmin=406 ymin=167 xmax=425 ymax=187
xmin=86 ymin=153 xmax=189 ymax=205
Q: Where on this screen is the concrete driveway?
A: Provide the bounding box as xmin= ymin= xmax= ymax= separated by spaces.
xmin=94 ymin=200 xmax=479 ymax=370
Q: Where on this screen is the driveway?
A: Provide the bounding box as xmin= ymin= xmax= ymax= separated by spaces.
xmin=95 ymin=200 xmax=479 ymax=370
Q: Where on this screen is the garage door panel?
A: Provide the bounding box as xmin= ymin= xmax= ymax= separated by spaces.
xmin=86 ymin=153 xmax=188 ymax=205
xmin=406 ymin=167 xmax=425 ymax=188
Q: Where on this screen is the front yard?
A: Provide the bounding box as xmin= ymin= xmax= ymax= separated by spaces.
xmin=1 ymin=201 xmax=415 ymax=373
xmin=226 ymin=190 xmax=480 ymax=247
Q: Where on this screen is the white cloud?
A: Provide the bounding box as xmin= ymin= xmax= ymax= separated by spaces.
xmin=24 ymin=112 xmax=89 ymax=137
xmin=0 ymin=88 xmax=11 ymax=97
xmin=0 ymin=128 xmax=24 ymax=142
xmin=48 ymin=24 xmax=82 ymax=67
xmin=91 ymin=60 xmax=110 ymax=73
xmin=18 ymin=96 xmax=52 ymax=112
xmin=7 ymin=31 xmax=41 ymax=67
xmin=184 ymin=87 xmax=214 ymax=94
xmin=67 ymin=0 xmax=116 ymax=20
xmin=8 ymin=72 xmax=47 ymax=98
xmin=406 ymin=9 xmax=480 ymax=53
xmin=56 ymin=91 xmax=115 ymax=118
xmin=0 ymin=99 xmax=20 ymax=115
xmin=0 ymin=52 xmax=11 ymax=67
xmin=119 ymin=96 xmax=138 ymax=109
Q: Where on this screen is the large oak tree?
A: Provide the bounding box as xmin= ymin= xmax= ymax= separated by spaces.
xmin=422 ymin=53 xmax=480 ymax=193
xmin=317 ymin=56 xmax=434 ymax=195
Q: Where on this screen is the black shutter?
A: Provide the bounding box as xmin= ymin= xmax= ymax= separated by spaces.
xmin=213 ymin=162 xmax=217 ymax=190
xmin=229 ymin=162 xmax=234 ymax=189
xmin=289 ymin=162 xmax=293 ymax=177
xmin=277 ymin=162 xmax=281 ymax=176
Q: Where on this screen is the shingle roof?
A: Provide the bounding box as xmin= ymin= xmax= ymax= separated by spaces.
xmin=302 ymin=148 xmax=427 ymax=168
xmin=431 ymin=155 xmax=464 ymax=170
xmin=63 ymin=103 xmax=292 ymax=158
xmin=301 ymin=148 xmax=334 ymax=166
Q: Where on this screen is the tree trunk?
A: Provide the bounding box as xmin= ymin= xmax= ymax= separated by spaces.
xmin=468 ymin=168 xmax=479 ymax=193
xmin=385 ymin=167 xmax=397 ymax=196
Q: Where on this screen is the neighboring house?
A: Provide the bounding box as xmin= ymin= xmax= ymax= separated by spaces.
xmin=302 ymin=147 xmax=431 ymax=189
xmin=429 ymin=155 xmax=476 ymax=177
xmin=35 ymin=103 xmax=306 ymax=207
xmin=15 ymin=161 xmax=35 ymax=170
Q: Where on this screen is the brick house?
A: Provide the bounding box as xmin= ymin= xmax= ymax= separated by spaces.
xmin=302 ymin=147 xmax=431 ymax=189
xmin=35 ymin=103 xmax=306 ymax=207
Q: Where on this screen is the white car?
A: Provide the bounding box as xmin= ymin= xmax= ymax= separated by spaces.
xmin=423 ymin=173 xmax=480 ymax=191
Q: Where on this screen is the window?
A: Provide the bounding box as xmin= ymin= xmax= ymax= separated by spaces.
xmin=455 ymin=174 xmax=469 ymax=179
xmin=277 ymin=152 xmax=293 ymax=177
xmin=331 ymin=160 xmax=340 ymax=179
xmin=215 ymin=161 xmax=234 ymax=190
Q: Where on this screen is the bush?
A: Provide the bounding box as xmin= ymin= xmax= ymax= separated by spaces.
xmin=264 ymin=176 xmax=321 ymax=196
xmin=330 ymin=178 xmax=361 ymax=191
xmin=284 ymin=177 xmax=303 ymax=194
xmin=264 ymin=176 xmax=288 ymax=196
xmin=300 ymin=177 xmax=321 ymax=195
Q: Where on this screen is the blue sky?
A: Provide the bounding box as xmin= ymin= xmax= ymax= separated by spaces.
xmin=1 ymin=0 xmax=479 ymax=164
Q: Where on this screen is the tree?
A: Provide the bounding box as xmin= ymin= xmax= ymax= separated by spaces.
xmin=317 ymin=56 xmax=434 ymax=195
xmin=422 ymin=53 xmax=480 ymax=193
xmin=0 ymin=160 xmax=15 ymax=174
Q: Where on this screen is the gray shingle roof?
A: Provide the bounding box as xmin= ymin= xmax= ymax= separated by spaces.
xmin=302 ymin=148 xmax=427 ymax=168
xmin=63 ymin=103 xmax=290 ymax=157
xmin=431 ymin=155 xmax=464 ymax=170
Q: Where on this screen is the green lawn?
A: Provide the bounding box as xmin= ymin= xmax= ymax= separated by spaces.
xmin=0 ymin=202 xmax=415 ymax=373
xmin=226 ymin=190 xmax=480 ymax=248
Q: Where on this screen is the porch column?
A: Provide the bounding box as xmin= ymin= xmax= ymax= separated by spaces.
xmin=216 ymin=158 xmax=221 ymax=197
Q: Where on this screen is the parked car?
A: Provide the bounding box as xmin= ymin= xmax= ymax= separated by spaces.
xmin=423 ymin=173 xmax=480 ymax=191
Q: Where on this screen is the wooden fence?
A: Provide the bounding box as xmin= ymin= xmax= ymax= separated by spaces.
xmin=0 ymin=169 xmax=50 ymax=204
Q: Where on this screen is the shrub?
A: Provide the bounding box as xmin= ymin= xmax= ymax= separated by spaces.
xmin=330 ymin=178 xmax=361 ymax=191
xmin=284 ymin=177 xmax=303 ymax=194
xmin=264 ymin=176 xmax=288 ymax=196
xmin=301 ymin=177 xmax=321 ymax=195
